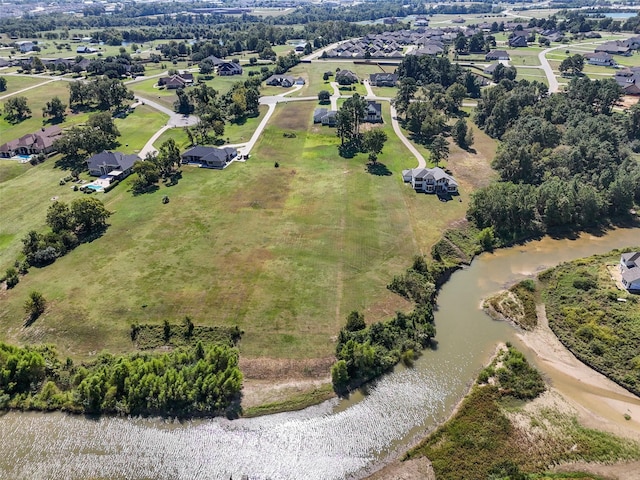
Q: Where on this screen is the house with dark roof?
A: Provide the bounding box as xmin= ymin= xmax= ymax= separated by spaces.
xmin=0 ymin=126 xmax=62 ymax=158
xmin=402 ymin=167 xmax=458 ymax=194
xmin=595 ymin=42 xmax=631 ymax=56
xmin=584 ymin=52 xmax=616 ymax=66
xmin=335 ymin=70 xmax=359 ymax=85
xmin=265 ymin=75 xmax=305 ymax=87
xmin=203 ymin=55 xmax=225 ymax=66
xmin=620 ymin=252 xmax=640 ymax=291
xmin=181 ymin=146 xmax=237 ymax=169
xmin=158 ymin=72 xmax=194 ymax=89
xmin=86 ymin=151 xmax=138 ymax=177
xmin=508 ymin=34 xmax=528 ymax=48
xmin=313 ymin=108 xmax=338 ymax=126
xmin=483 ymin=63 xmax=499 ymax=75
xmin=364 ymin=101 xmax=382 ymax=123
xmin=615 ymin=67 xmax=640 ymax=94
xmin=369 ymin=73 xmax=399 ymax=87
xmin=485 ymin=50 xmax=510 ymax=61
xmin=217 ymin=62 xmax=242 ymax=76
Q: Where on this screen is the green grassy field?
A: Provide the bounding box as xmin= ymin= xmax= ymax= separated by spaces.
xmin=540 ymin=249 xmax=640 ymax=397
xmin=0 ymin=80 xmax=79 ymax=141
xmin=0 ymin=98 xmax=491 ymax=363
xmin=0 ymin=75 xmax=52 ymax=97
xmin=115 ymin=104 xmax=168 ymax=152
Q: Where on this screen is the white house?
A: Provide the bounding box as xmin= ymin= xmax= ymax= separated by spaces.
xmin=16 ymin=41 xmax=34 ymax=53
xmin=402 ymin=167 xmax=458 ymax=194
xmin=620 ymin=252 xmax=640 ymax=291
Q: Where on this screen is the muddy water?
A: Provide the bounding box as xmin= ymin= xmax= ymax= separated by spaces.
xmin=1 ymin=228 xmax=639 ymax=480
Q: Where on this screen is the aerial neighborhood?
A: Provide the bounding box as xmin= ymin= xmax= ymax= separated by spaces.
xmin=3 ymin=1 xmax=640 ymax=478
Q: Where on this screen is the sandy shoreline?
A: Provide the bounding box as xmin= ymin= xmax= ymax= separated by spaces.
xmin=517 ymin=304 xmax=640 ymax=442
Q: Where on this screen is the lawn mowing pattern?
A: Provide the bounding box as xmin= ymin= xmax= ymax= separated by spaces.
xmin=0 ymin=98 xmax=487 ymax=364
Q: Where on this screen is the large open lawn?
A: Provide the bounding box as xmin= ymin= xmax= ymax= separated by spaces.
xmin=0 ymin=74 xmax=52 ymax=97
xmin=0 ymin=98 xmax=494 ymax=364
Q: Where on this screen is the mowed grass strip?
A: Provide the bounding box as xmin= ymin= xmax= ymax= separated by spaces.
xmin=0 ymin=74 xmax=53 ymax=97
xmin=0 ymin=98 xmax=489 ymax=363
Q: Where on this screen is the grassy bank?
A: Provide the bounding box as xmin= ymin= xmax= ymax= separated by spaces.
xmin=540 ymin=248 xmax=640 ymax=397
xmin=405 ymin=345 xmax=640 ymax=480
xmin=242 ymin=384 xmax=334 ymax=417
xmin=484 ymin=279 xmax=539 ymax=331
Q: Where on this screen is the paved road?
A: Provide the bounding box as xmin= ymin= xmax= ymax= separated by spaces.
xmin=134 ymin=95 xmax=198 ymax=127
xmin=0 ymin=77 xmax=58 ymax=100
xmin=538 ymin=45 xmax=562 ymax=93
xmin=389 ymin=104 xmax=426 ymax=169
xmin=538 ymin=40 xmax=612 ymax=93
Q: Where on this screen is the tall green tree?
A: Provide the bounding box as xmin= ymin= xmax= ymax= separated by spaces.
xmin=430 ymin=135 xmax=449 ymax=167
xmin=362 ymin=129 xmax=388 ymax=164
xmin=3 ymin=96 xmax=31 ymax=123
xmin=42 ymin=96 xmax=67 ymax=123
xmin=70 ymin=197 xmax=111 ymax=234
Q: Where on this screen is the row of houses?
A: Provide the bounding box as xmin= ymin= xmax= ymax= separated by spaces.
xmin=85 ymin=146 xmax=240 ymax=178
xmin=324 ymin=26 xmax=485 ymax=59
xmin=594 ymin=37 xmax=640 ymax=56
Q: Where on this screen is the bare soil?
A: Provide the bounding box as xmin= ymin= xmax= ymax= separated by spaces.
xmin=240 ymin=356 xmax=334 ymax=408
xmin=364 ymin=457 xmax=435 ymax=480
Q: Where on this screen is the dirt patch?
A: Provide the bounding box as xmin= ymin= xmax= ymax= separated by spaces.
xmin=619 ymin=96 xmax=638 ymax=110
xmin=228 ymin=168 xmax=292 ymax=212
xmin=240 ymin=356 xmax=335 ymax=409
xmin=517 ymin=304 xmax=640 ymax=441
xmin=446 ymin=124 xmax=497 ymax=191
xmin=240 ymin=356 xmax=335 ymax=379
xmin=364 ymin=456 xmax=435 ymax=480
xmin=271 ymin=102 xmax=314 ymax=131
xmin=553 ymin=460 xmax=640 ymax=479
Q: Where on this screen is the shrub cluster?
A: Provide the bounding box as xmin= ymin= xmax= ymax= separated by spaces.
xmin=0 ymin=341 xmax=242 ymax=417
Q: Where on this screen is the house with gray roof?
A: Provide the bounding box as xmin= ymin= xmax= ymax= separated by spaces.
xmin=620 ymin=252 xmax=640 ymax=291
xmin=0 ymin=125 xmax=62 ymax=158
xmin=365 ymin=101 xmax=382 ymax=123
xmin=402 ymin=167 xmax=458 ymax=194
xmin=369 ymin=73 xmax=398 ymax=87
xmin=486 ymin=50 xmax=510 ymax=61
xmin=595 ymin=42 xmax=632 ymax=56
xmin=86 ymin=151 xmax=138 ymax=177
xmin=584 ymin=52 xmax=616 ymax=66
xmin=181 ymin=146 xmax=237 ymax=169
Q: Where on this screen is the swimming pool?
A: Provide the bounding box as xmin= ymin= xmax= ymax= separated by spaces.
xmin=85 ymin=184 xmax=104 ymax=191
xmin=17 ymin=155 xmax=32 ymax=159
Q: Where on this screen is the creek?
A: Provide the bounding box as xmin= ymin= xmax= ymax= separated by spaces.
xmin=1 ymin=227 xmax=639 ymax=479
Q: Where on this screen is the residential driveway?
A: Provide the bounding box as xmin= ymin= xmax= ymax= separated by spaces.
xmin=389 ymin=104 xmax=426 ymax=169
xmin=134 ymin=95 xmax=198 ymax=127
xmin=539 ymin=46 xmax=562 ymax=93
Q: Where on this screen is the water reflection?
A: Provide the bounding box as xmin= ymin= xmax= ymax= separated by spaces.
xmin=2 ymin=227 xmax=638 ymax=479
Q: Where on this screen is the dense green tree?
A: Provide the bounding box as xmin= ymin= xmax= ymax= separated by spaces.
xmin=46 ymin=201 xmax=73 ymax=234
xmin=42 ymin=96 xmax=67 ymax=123
xmin=430 ymin=135 xmax=449 ymax=167
xmin=70 ymin=197 xmax=111 ymax=234
xmin=0 ymin=77 xmax=6 ymax=92
xmin=132 ymin=156 xmax=161 ymax=193
xmin=559 ymin=54 xmax=584 ymax=76
xmin=24 ymin=291 xmax=46 ymax=323
xmin=318 ymin=90 xmax=331 ymax=104
xmin=362 ymin=128 xmax=388 ymax=164
xmin=3 ymin=96 xmax=31 ymax=123
xmin=394 ymin=77 xmax=417 ymax=116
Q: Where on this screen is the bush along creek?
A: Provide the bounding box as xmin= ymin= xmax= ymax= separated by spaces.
xmin=332 ymin=224 xmax=485 ymax=393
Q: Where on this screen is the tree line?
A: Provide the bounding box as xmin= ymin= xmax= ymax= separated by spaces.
xmin=470 ymin=77 xmax=640 ymax=243
xmin=0 ymin=341 xmax=243 ymax=417
xmin=332 ymin=255 xmax=440 ymax=392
